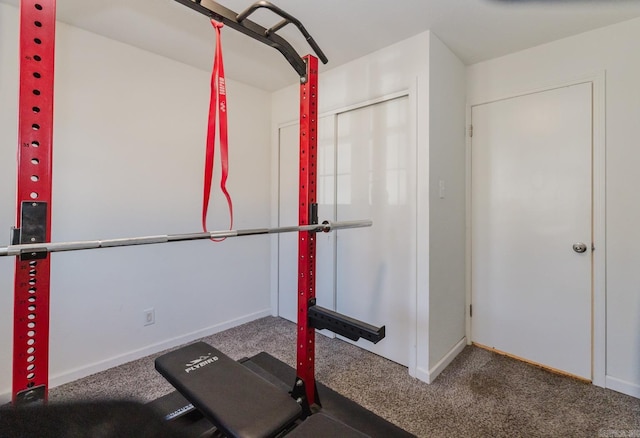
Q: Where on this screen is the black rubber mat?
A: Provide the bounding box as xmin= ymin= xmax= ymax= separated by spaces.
xmin=151 ymin=349 xmax=415 ymax=438
xmin=247 ymin=352 xmax=415 ymax=438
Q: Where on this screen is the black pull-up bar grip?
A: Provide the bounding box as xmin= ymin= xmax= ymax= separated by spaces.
xmin=236 ymin=1 xmax=328 ymax=65
xmin=174 ymin=0 xmax=327 ymax=79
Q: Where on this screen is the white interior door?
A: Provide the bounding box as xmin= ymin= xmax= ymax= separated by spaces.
xmin=471 ymin=83 xmax=593 ymax=380
xmin=336 ymin=96 xmax=414 ymax=367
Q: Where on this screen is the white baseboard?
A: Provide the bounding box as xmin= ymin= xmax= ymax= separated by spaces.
xmin=606 ymin=375 xmax=640 ymax=399
xmin=415 ymin=337 xmax=467 ymax=384
xmin=0 ymin=309 xmax=271 ymax=405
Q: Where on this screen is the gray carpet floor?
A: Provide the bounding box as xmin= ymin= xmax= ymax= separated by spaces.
xmin=49 ymin=316 xmax=639 ymax=437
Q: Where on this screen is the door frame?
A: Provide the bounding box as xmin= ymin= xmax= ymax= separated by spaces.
xmin=465 ymin=72 xmax=606 ymax=387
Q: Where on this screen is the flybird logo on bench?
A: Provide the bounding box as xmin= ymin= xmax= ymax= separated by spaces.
xmin=184 ymin=353 xmax=219 ymax=373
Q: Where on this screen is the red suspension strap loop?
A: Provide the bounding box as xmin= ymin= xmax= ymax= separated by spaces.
xmin=202 ymin=19 xmax=233 ymax=240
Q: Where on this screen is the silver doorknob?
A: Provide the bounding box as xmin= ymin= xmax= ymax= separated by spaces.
xmin=573 ymin=243 xmax=588 ymax=253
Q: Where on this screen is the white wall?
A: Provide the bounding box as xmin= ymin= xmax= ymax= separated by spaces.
xmin=272 ymin=31 xmax=467 ymax=383
xmin=272 ymin=33 xmax=429 ymax=120
xmin=0 ymin=3 xmax=272 ymax=402
xmin=467 ymin=17 xmax=640 ymax=398
xmin=427 ymin=35 xmax=467 ymax=373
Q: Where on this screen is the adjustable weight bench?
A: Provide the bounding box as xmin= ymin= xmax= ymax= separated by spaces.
xmin=155 ymin=342 xmax=302 ymax=438
xmin=155 ymin=341 xmax=376 ymax=437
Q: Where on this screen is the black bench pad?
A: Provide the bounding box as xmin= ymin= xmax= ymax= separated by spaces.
xmin=288 ymin=413 xmax=371 ymax=437
xmin=155 ymin=342 xmax=301 ymax=438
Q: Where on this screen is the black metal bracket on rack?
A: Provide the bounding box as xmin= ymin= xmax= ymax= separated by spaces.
xmin=16 ymin=201 xmax=48 ymax=261
xmin=173 ymin=0 xmax=328 ymax=81
xmin=290 ymin=376 xmax=320 ymax=418
xmin=15 ymin=384 xmax=46 ymax=406
xmin=308 ymin=305 xmax=386 ymax=344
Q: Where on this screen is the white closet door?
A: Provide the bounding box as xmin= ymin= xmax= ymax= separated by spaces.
xmin=278 ymin=118 xmax=335 ymax=322
xmin=336 ymin=96 xmax=414 ymax=366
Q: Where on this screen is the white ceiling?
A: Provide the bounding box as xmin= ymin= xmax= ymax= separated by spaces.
xmin=3 ymin=0 xmax=640 ymax=91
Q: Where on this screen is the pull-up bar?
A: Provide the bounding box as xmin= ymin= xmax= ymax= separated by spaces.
xmin=173 ymin=0 xmax=328 ymax=80
xmin=0 ymin=220 xmax=371 ymax=258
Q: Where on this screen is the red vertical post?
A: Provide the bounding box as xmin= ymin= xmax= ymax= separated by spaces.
xmin=13 ymin=0 xmax=56 ymax=405
xmin=296 ymin=55 xmax=319 ymax=406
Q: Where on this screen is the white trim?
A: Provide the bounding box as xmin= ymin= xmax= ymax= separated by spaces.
xmin=467 ymin=71 xmax=607 ymax=107
xmin=270 ymin=119 xmax=281 ymax=316
xmin=408 ymin=78 xmax=420 ymax=379
xmin=465 ymin=71 xmax=607 ymax=388
xmin=590 ymin=72 xmax=606 ymax=388
xmin=275 ymin=90 xmax=412 ymax=130
xmin=414 ymin=73 xmax=430 ymax=379
xmin=36 ymin=309 xmax=269 ymax=402
xmin=464 ymin=102 xmax=473 ymax=345
xmin=1 ymin=309 xmax=271 ymax=403
xmin=330 ymin=113 xmax=338 ymax=315
xmin=324 ymin=90 xmax=411 ymax=117
xmin=605 ymin=376 xmax=640 ymax=399
xmin=415 ymin=337 xmax=466 ymax=383
xmin=277 ymin=119 xmax=299 ymax=129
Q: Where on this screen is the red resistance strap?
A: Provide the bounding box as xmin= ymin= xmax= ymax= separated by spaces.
xmin=202 ymin=20 xmax=233 ymax=240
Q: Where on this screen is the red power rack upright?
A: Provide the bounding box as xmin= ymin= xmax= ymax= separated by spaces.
xmin=12 ymin=0 xmax=56 ymax=405
xmin=296 ymin=55 xmax=319 ymax=407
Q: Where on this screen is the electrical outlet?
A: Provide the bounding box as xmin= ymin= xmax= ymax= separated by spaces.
xmin=143 ymin=308 xmax=155 ymax=326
